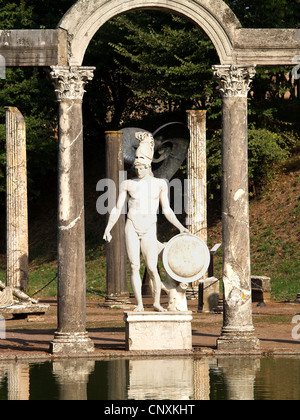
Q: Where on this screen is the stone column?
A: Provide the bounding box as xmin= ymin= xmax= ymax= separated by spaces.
xmin=186 ymin=110 xmax=207 ymax=242
xmin=212 ymin=65 xmax=260 ymax=351
xmin=5 ymin=107 xmax=28 ymax=290
xmin=105 ymin=131 xmax=128 ymax=305
xmin=49 ymin=66 xmax=95 ymax=354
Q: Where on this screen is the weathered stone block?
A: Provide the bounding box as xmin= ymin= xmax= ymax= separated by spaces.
xmin=251 ymin=276 xmax=271 ymax=303
xmin=0 ymin=303 xmax=50 ymax=321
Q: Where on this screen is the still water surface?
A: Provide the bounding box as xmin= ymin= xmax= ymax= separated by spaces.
xmin=0 ymin=356 xmax=299 ymax=400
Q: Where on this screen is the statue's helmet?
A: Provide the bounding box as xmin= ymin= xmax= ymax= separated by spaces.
xmin=134 ymin=132 xmax=154 ymax=167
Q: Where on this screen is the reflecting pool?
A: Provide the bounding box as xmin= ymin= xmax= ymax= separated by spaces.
xmin=0 ymin=356 xmax=299 ymax=400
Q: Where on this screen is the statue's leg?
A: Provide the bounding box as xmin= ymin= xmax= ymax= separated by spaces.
xmin=141 ymin=226 xmax=166 ymax=312
xmin=125 ymin=220 xmax=144 ymax=312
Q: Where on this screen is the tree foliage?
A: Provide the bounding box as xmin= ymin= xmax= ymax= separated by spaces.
xmin=225 ymin=0 xmax=300 ymax=28
xmin=107 ymin=13 xmax=217 ymax=109
xmin=83 ymin=10 xmax=220 ymax=129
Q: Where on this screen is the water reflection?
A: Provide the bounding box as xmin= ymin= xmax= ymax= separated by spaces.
xmin=128 ymin=359 xmax=193 ymax=400
xmin=0 ymin=356 xmax=300 ymax=400
xmin=0 ymin=362 xmax=30 ymax=400
xmin=214 ymin=357 xmax=261 ymax=400
xmin=53 ymin=360 xmax=95 ymax=400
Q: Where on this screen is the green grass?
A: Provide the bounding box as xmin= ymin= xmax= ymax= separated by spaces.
xmin=250 ymin=222 xmax=300 ymax=301
xmin=27 ymin=263 xmax=58 ymax=297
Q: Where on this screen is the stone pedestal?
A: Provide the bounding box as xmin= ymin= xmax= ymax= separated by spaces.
xmin=213 ymin=65 xmax=259 ymax=351
xmin=124 ymin=311 xmax=193 ymax=351
xmin=49 ymin=66 xmax=95 ymax=354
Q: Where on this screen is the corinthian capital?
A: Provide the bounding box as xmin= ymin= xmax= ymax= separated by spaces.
xmin=50 ymin=66 xmax=95 ymax=101
xmin=212 ymin=65 xmax=256 ymax=98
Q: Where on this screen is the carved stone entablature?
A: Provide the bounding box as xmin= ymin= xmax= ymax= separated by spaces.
xmin=50 ymin=66 xmax=95 ymax=101
xmin=212 ymin=65 xmax=256 ymax=98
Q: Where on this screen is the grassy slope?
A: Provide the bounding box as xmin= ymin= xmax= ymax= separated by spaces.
xmin=249 ymin=158 xmax=300 ymax=299
xmin=209 ymin=156 xmax=300 ymax=300
xmin=0 ymin=155 xmax=299 ymax=301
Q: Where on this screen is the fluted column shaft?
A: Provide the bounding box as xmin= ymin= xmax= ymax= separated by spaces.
xmin=5 ymin=107 xmax=28 ymax=290
xmin=186 ymin=110 xmax=207 ymax=242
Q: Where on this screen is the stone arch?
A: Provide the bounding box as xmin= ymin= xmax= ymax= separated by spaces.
xmin=58 ymin=0 xmax=242 ymax=66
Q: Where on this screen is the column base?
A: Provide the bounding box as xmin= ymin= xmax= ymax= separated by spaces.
xmin=50 ymin=331 xmax=95 ymax=354
xmin=217 ymin=327 xmax=260 ymax=351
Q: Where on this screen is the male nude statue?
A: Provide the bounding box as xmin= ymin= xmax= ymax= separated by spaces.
xmin=103 ymin=132 xmax=188 ymax=312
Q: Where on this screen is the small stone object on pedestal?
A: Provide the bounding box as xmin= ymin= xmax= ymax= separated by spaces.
xmin=124 ymin=311 xmax=193 ymax=351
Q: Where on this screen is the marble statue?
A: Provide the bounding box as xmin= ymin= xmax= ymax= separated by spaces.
xmin=103 ymin=132 xmax=188 ymax=312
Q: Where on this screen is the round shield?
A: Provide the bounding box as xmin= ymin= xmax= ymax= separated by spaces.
xmin=162 ymin=233 xmax=210 ymax=284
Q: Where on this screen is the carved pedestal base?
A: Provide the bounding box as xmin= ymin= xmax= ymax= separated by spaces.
xmin=50 ymin=332 xmax=95 ymax=354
